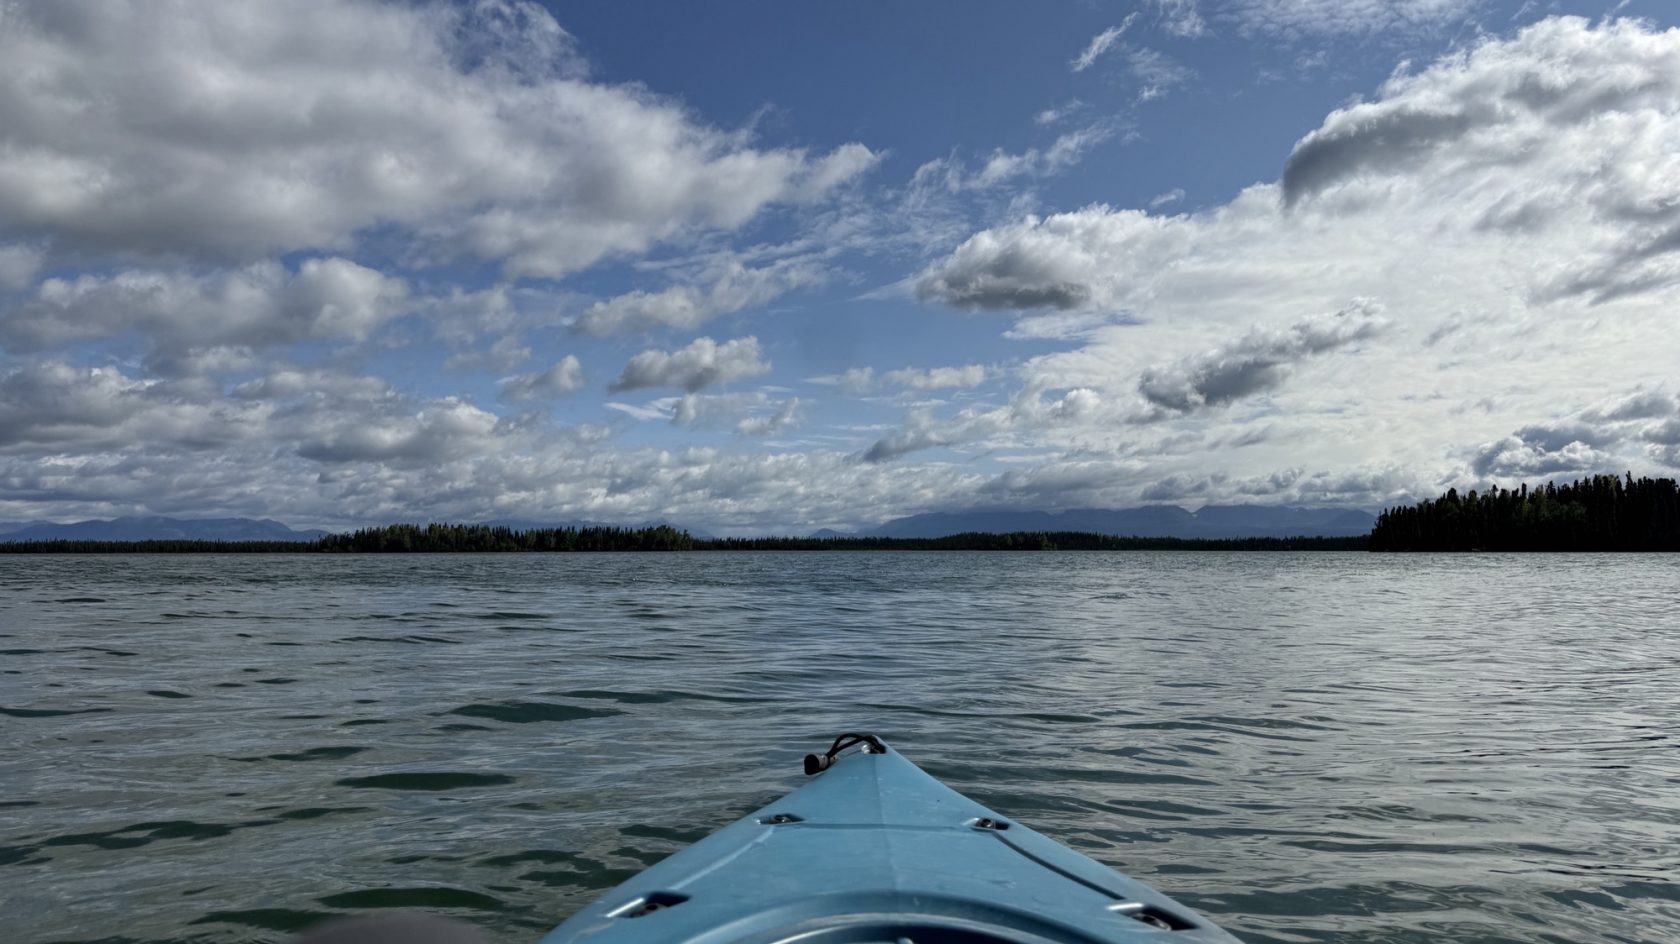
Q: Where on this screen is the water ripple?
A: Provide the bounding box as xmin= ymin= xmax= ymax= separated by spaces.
xmin=3 ymin=551 xmax=1678 ymax=944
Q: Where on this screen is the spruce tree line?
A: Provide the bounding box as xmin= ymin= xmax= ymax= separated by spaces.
xmin=0 ymin=539 xmax=310 ymax=553
xmin=1369 ymin=473 xmax=1680 ymax=551
xmin=316 ymin=523 xmax=697 ymax=552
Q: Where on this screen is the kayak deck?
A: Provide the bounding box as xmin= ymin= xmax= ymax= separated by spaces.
xmin=539 ymin=737 xmax=1241 ymax=944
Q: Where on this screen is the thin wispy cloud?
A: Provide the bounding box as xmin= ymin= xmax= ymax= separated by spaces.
xmin=1151 ymin=0 xmax=1208 ymax=37
xmin=1071 ymin=15 xmax=1138 ymax=72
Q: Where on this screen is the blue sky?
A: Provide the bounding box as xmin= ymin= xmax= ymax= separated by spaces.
xmin=2 ymin=0 xmax=1679 ymax=533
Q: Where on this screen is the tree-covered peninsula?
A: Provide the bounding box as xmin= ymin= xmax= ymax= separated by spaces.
xmin=1370 ymin=474 xmax=1680 ymax=551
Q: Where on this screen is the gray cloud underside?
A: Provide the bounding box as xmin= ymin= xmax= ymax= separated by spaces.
xmin=1139 ymin=302 xmax=1386 ymax=413
xmin=1 ymin=259 xmax=407 ymax=376
xmin=1472 ymin=390 xmax=1680 ymax=480
xmin=608 ymin=336 xmax=771 ymax=394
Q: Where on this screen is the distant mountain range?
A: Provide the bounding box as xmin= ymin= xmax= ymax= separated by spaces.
xmin=849 ymin=505 xmax=1376 ymax=540
xmin=0 ymin=516 xmax=329 ymax=543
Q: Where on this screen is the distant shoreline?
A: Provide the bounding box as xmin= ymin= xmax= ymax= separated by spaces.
xmin=0 ymin=528 xmax=1370 ymax=553
xmin=9 ymin=472 xmax=1680 ymax=552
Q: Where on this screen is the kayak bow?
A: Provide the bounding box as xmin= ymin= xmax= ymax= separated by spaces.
xmin=539 ymin=733 xmax=1242 ymax=944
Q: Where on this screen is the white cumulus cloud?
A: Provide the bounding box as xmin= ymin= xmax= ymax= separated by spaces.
xmin=1 ymin=258 xmax=408 ymax=374
xmin=608 ymin=336 xmax=771 ymax=393
xmin=905 ymin=17 xmax=1680 ymax=507
xmin=575 ymin=257 xmax=827 ymax=336
xmin=499 ymin=356 xmax=585 ymax=402
xmin=0 ymin=0 xmax=875 ymax=277
xmin=883 ymin=365 xmax=992 ymax=391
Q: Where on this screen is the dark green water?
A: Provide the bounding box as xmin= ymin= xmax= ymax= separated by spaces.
xmin=3 ymin=552 xmax=1677 ymax=944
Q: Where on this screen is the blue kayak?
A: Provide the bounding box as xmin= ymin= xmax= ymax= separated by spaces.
xmin=538 ymin=734 xmax=1242 ymax=944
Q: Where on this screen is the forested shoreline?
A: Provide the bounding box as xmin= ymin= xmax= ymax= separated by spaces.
xmin=0 ymin=524 xmax=1367 ymax=553
xmin=9 ymin=474 xmax=1677 ymax=554
xmin=1370 ymin=474 xmax=1680 ymax=551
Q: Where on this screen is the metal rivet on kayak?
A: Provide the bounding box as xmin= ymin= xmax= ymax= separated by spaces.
xmin=969 ymin=817 xmax=1009 ymax=831
xmin=761 ymin=813 xmax=804 ymax=825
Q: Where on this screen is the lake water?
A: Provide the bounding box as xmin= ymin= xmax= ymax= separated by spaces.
xmin=2 ymin=552 xmax=1677 ymax=944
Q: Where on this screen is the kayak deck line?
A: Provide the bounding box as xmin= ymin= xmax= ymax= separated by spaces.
xmin=744 ymin=822 xmax=993 ymax=832
xmin=750 ymin=818 xmax=1135 ymax=904
xmin=538 ymin=734 xmax=1243 ymax=943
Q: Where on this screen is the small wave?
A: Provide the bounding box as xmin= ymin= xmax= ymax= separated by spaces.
xmin=316 ymin=887 xmax=505 ymax=910
xmin=856 ymin=702 xmax=1102 ymax=724
xmin=516 ymin=862 xmax=640 ymax=891
xmin=336 ymin=633 xmax=463 ymax=645
xmin=1189 ymin=713 xmax=1338 ymax=732
xmin=1099 ymin=797 xmax=1228 ymax=822
xmin=274 ymin=806 xmax=369 ymax=821
xmin=557 ymin=688 xmax=674 ymax=704
xmin=447 ymin=701 xmax=622 ymax=724
xmin=481 ymin=849 xmax=586 ymax=867
xmin=190 ymin=908 xmax=333 ymax=932
xmin=258 ymin=746 xmax=368 ymax=763
xmin=1117 ymin=718 xmax=1314 ymax=742
xmin=0 ymin=706 xmax=112 ymax=718
xmin=620 ymin=823 xmax=710 ymax=844
xmin=335 ymin=772 xmax=515 ymax=791
xmin=1022 ymin=712 xmax=1104 ymax=724
xmin=0 ymin=844 xmax=43 ymax=867
xmin=559 ymin=688 xmax=772 ymax=706
xmin=39 ymin=819 xmax=238 ymax=852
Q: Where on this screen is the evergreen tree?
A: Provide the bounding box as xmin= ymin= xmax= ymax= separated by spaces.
xmin=1370 ymin=474 xmax=1680 ymax=551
